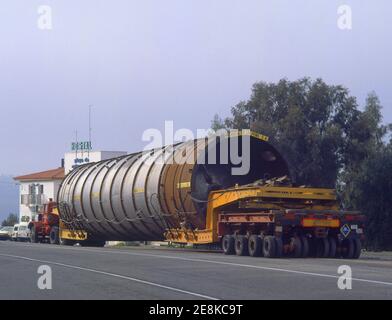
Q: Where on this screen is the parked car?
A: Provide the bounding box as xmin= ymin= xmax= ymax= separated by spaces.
xmin=11 ymin=223 xmax=30 ymax=242
xmin=0 ymin=226 xmax=14 ymax=240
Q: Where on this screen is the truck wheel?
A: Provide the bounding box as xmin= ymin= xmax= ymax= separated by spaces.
xmin=328 ymin=237 xmax=337 ymax=258
xmin=30 ymin=226 xmax=39 ymax=243
xmin=262 ymin=236 xmax=276 ymax=258
xmin=352 ymin=238 xmax=362 ymax=259
xmin=342 ymin=238 xmax=355 ymax=259
xmin=300 ymin=236 xmax=309 ymax=258
xmin=316 ymin=238 xmax=330 ymax=258
xmin=274 ymin=237 xmax=283 ymax=258
xmin=49 ymin=227 xmax=59 ymax=245
xmin=290 ymin=237 xmax=302 ymax=258
xmin=248 ymin=235 xmax=262 ymax=257
xmin=235 ymin=235 xmax=249 ymax=256
xmin=222 ymin=235 xmax=235 ymax=255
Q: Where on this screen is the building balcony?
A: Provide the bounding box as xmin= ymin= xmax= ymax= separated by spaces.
xmin=21 ymin=194 xmax=47 ymax=206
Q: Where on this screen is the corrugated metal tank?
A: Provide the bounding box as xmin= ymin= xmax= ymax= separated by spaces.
xmin=57 ymin=133 xmax=290 ymax=241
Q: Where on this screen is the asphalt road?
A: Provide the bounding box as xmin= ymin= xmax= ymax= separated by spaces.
xmin=0 ymin=240 xmax=391 ymax=300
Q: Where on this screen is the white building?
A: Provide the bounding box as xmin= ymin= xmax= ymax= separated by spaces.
xmin=14 ymin=150 xmax=127 ymax=223
xmin=14 ymin=168 xmax=65 ymax=224
xmin=64 ymin=151 xmax=127 ymax=174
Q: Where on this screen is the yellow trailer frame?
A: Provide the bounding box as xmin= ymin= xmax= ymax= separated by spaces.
xmin=53 ymin=205 xmax=88 ymax=242
xmin=164 ymin=185 xmax=338 ymax=244
xmin=58 ymin=220 xmax=88 ymax=241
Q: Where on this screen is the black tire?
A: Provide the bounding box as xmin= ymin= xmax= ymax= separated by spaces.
xmin=341 ymin=238 xmax=355 ymax=259
xmin=49 ymin=227 xmax=59 ymax=245
xmin=274 ymin=237 xmax=283 ymax=258
xmin=328 ymin=237 xmax=337 ymax=258
xmin=222 ymin=235 xmax=235 ymax=255
xmin=60 ymin=238 xmax=75 ymax=246
xmin=300 ymin=236 xmax=309 ymax=258
xmin=248 ymin=235 xmax=262 ymax=257
xmin=353 ymin=238 xmax=362 ymax=259
xmin=316 ymin=238 xmax=330 ymax=258
xmin=291 ymin=237 xmax=302 ymax=258
xmin=262 ymin=236 xmax=276 ymax=258
xmin=234 ymin=235 xmax=249 ymax=256
xmin=80 ymin=240 xmax=106 ymax=247
xmin=30 ymin=226 xmax=39 ymax=243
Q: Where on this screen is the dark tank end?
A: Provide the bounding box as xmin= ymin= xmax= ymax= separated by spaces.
xmin=191 ymin=134 xmax=290 ymax=217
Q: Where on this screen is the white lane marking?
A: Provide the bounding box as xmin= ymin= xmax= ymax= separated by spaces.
xmin=0 ymin=253 xmax=218 ymax=300
xmin=3 ymin=242 xmax=392 ymax=287
xmin=80 ymin=249 xmax=392 ymax=287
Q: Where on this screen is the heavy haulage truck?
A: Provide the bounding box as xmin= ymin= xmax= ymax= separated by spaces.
xmin=55 ymin=131 xmax=365 ymax=258
xmin=28 ymin=200 xmax=91 ymax=246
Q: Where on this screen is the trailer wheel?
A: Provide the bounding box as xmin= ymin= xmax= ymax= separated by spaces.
xmin=328 ymin=237 xmax=337 ymax=258
xmin=316 ymin=238 xmax=330 ymax=258
xmin=248 ymin=235 xmax=262 ymax=257
xmin=80 ymin=240 xmax=106 ymax=247
xmin=300 ymin=236 xmax=309 ymax=258
xmin=234 ymin=235 xmax=249 ymax=256
xmin=290 ymin=237 xmax=302 ymax=258
xmin=262 ymin=236 xmax=276 ymax=258
xmin=341 ymin=238 xmax=355 ymax=259
xmin=274 ymin=237 xmax=283 ymax=258
xmin=30 ymin=226 xmax=39 ymax=243
xmin=60 ymin=238 xmax=75 ymax=246
xmin=352 ymin=238 xmax=362 ymax=259
xmin=222 ymin=235 xmax=235 ymax=255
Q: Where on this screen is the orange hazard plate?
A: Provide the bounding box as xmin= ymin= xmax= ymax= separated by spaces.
xmin=302 ymin=218 xmax=340 ymax=228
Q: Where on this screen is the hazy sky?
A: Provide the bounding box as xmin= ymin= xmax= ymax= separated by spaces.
xmin=0 ymin=0 xmax=391 ymax=175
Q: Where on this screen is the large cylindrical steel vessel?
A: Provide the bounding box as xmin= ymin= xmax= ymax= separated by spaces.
xmin=57 ymin=132 xmax=290 ymax=241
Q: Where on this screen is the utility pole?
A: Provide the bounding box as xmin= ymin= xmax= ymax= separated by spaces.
xmin=88 ymin=105 xmax=93 ymax=157
xmin=75 ymin=129 xmax=78 ymax=160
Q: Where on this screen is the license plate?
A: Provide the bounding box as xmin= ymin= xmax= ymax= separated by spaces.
xmin=302 ymin=218 xmax=340 ymax=228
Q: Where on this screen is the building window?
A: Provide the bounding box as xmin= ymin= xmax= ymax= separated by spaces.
xmin=21 ymin=194 xmax=29 ymax=205
xmin=29 ymin=184 xmax=36 ymax=195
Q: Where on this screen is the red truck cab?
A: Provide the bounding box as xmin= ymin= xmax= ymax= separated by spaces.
xmin=28 ymin=200 xmax=60 ymax=244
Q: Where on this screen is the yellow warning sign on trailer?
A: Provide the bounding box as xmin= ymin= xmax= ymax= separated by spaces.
xmin=302 ymin=218 xmax=340 ymax=228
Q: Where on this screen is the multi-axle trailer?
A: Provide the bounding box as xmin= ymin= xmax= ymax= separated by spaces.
xmin=49 ymin=130 xmax=365 ymax=258
xmin=165 ymin=184 xmax=365 ymax=258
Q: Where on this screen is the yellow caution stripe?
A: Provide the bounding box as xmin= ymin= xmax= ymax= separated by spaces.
xmin=177 ymin=182 xmax=191 ymax=189
xmin=134 ymin=188 xmax=144 ymax=194
xmin=302 ymin=218 xmax=340 ymax=228
xmin=226 ymin=129 xmax=269 ymax=142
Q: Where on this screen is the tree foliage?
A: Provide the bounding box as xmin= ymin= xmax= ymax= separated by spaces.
xmin=347 ymin=147 xmax=392 ymax=250
xmin=1 ymin=213 xmax=18 ymax=227
xmin=213 ymin=78 xmax=392 ymax=249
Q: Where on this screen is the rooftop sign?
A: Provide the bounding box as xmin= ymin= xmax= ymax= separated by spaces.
xmin=71 ymin=141 xmax=92 ymax=151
